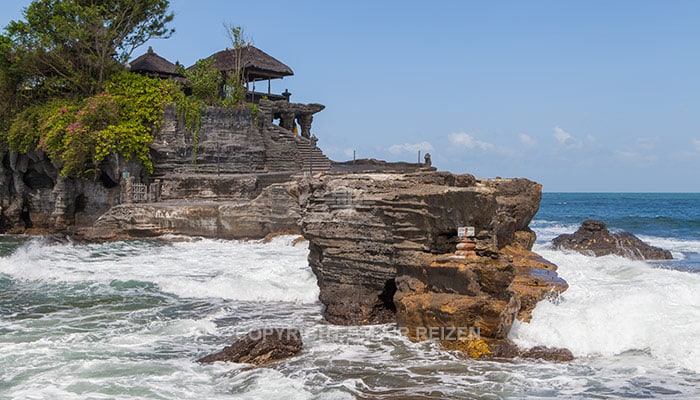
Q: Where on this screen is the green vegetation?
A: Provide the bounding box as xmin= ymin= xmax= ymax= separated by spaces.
xmin=6 ymin=73 xmax=180 ymax=177
xmin=0 ymin=0 xmax=176 ymax=178
xmin=0 ymin=0 xmax=256 ymax=178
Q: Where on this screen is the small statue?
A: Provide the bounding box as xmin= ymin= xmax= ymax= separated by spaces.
xmin=424 ymin=152 xmax=432 ymax=167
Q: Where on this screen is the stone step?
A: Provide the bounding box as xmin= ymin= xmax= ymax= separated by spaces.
xmin=296 ymin=138 xmax=332 ymax=172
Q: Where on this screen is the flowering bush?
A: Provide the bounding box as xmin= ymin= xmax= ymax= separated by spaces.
xmin=4 ymin=73 xmax=180 ymax=177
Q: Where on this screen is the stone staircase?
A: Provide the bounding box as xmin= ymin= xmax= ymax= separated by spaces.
xmin=295 ymin=137 xmax=332 ymax=172
xmin=263 ymin=124 xmax=305 ymax=172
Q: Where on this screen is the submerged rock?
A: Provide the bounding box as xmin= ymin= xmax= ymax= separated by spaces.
xmin=197 ymin=328 xmax=302 ymax=366
xmin=444 ymin=338 xmax=574 ymax=362
xmin=552 ymin=220 xmax=672 ymax=260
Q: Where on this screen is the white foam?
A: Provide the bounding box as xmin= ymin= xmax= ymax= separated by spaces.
xmin=0 ymin=236 xmax=319 ymax=303
xmin=511 ymin=247 xmax=700 ymax=372
xmin=530 ymin=220 xmax=580 ymax=243
xmin=637 ymin=234 xmax=700 ymax=255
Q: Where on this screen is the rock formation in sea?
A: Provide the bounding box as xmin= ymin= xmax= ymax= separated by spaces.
xmin=197 ymin=328 xmax=302 ymax=365
xmin=552 ymin=220 xmax=672 ymax=260
xmin=0 ymin=102 xmax=570 ymax=359
xmin=300 ymin=172 xmax=569 ymax=356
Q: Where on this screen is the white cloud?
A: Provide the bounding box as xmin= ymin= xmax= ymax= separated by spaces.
xmin=387 ymin=141 xmax=434 ymax=155
xmin=448 ymin=132 xmax=493 ymax=150
xmin=552 ymin=126 xmax=584 ymax=148
xmin=615 ymin=137 xmax=659 ymax=163
xmin=518 ymin=133 xmax=536 ymax=148
xmin=553 ymin=126 xmax=572 ymax=145
xmin=553 ymin=126 xmax=570 ymax=144
xmin=694 ymin=139 xmax=700 ymax=152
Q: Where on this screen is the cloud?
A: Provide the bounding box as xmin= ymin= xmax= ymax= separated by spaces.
xmin=552 ymin=126 xmax=583 ymax=148
xmin=448 ymin=132 xmax=494 ymax=150
xmin=387 ymin=141 xmax=434 ymax=155
xmin=552 ymin=126 xmax=597 ymax=150
xmin=552 ymin=126 xmax=570 ymax=144
xmin=518 ymin=133 xmax=536 ymax=148
xmin=694 ymin=139 xmax=700 ymax=152
xmin=615 ymin=137 xmax=659 ymax=163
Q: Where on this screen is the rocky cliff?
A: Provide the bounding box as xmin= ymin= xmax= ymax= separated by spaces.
xmin=0 ymin=102 xmax=567 ymax=357
xmin=300 ymin=171 xmax=567 ymax=346
xmin=0 ymin=103 xmax=327 ymax=234
xmin=84 ymin=178 xmax=302 ymax=240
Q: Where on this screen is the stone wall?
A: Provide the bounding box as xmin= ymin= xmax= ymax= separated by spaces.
xmin=151 ymin=106 xmax=269 ymax=175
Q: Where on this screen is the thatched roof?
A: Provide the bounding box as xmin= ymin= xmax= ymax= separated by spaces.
xmin=207 ymin=45 xmax=294 ymax=81
xmin=129 ymin=47 xmax=181 ymax=77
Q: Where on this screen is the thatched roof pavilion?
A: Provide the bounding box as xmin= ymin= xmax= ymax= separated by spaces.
xmin=199 ymin=45 xmax=294 ymax=102
xmin=129 ymin=47 xmax=184 ymax=80
xmin=209 ymin=45 xmax=294 ymax=82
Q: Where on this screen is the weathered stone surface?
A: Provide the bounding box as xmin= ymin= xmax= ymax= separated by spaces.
xmin=300 ymin=171 xmax=547 ymax=326
xmin=0 ymin=100 xmax=568 ymax=359
xmin=394 ymin=246 xmax=567 ymax=344
xmin=455 ymin=339 xmax=573 ymax=361
xmin=197 ymin=328 xmax=302 ymax=365
xmin=152 ymin=106 xmax=268 ymax=175
xmin=552 ymin=220 xmax=672 ymax=260
xmin=520 ymin=345 xmax=574 ymax=362
xmin=84 ymin=180 xmax=302 ymax=240
xmin=0 ymin=105 xmax=328 ymax=236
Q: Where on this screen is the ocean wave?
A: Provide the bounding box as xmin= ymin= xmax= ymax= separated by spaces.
xmin=0 ymin=235 xmax=319 ymax=304
xmin=510 ymin=249 xmax=700 ymax=373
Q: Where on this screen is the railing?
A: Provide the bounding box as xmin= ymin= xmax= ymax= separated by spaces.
xmin=246 ymin=90 xmax=288 ymax=104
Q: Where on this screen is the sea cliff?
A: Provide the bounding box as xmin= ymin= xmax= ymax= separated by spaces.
xmin=0 ymin=105 xmax=567 ymax=356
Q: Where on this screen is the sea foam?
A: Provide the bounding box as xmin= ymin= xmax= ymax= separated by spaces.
xmin=0 ymin=235 xmax=319 ymax=304
xmin=510 ymin=246 xmax=700 ymax=373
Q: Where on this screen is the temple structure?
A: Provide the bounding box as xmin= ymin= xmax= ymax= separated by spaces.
xmin=207 ymin=45 xmax=294 ymax=103
xmin=128 ymin=46 xmax=185 ymax=82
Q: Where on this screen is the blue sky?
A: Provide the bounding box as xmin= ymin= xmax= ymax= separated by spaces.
xmin=2 ymin=1 xmax=700 ymax=191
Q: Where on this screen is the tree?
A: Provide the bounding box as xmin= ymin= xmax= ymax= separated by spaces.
xmin=222 ymin=23 xmax=250 ymax=105
xmin=179 ymin=57 xmax=221 ymax=106
xmin=1 ymin=0 xmax=174 ymax=100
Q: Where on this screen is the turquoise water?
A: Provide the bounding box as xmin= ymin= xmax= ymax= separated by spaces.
xmin=0 ymin=193 xmax=699 ymax=399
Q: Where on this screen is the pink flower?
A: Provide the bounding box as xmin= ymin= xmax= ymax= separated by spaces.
xmin=60 ymin=107 xmax=67 ymax=113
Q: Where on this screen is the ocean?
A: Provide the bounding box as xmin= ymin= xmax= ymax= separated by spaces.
xmin=1 ymin=193 xmax=699 ymax=399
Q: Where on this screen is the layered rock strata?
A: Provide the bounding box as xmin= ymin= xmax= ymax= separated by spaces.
xmin=300 ymin=170 xmax=568 ymax=356
xmin=83 ymin=179 xmax=302 ymax=240
xmin=553 ymin=220 xmax=672 ymax=260
xmin=300 ymin=171 xmax=564 ymax=329
xmin=0 ymin=104 xmax=328 ymax=234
